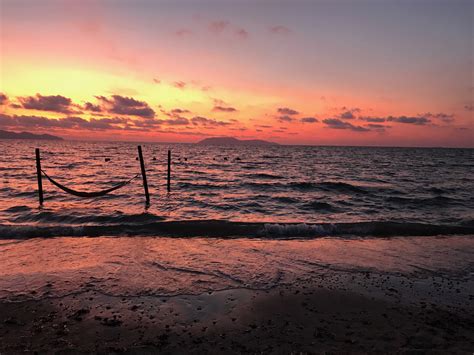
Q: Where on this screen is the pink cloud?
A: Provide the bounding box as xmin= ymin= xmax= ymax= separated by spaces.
xmin=269 ymin=25 xmax=291 ymax=35
xmin=209 ymin=21 xmax=229 ymax=34
xmin=173 ymin=81 xmax=187 ymax=89
xmin=175 ymin=29 xmax=193 ymax=37
xmin=235 ymin=28 xmax=249 ymax=39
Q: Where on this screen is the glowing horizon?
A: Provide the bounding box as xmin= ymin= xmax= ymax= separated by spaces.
xmin=0 ymin=0 xmax=472 ymax=147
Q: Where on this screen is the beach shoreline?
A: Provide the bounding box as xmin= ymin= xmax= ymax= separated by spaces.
xmin=1 ymin=235 xmax=473 ymax=353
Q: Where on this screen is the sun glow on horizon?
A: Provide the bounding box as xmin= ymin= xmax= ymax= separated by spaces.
xmin=0 ymin=0 xmax=472 ymax=147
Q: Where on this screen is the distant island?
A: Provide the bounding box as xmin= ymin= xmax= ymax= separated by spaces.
xmin=197 ymin=137 xmax=278 ymax=146
xmin=0 ymin=129 xmax=63 ymax=140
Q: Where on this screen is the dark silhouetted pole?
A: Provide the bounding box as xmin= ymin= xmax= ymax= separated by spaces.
xmin=35 ymin=148 xmax=44 ymax=205
xmin=167 ymin=150 xmax=171 ymax=192
xmin=137 ymin=145 xmax=150 ymax=205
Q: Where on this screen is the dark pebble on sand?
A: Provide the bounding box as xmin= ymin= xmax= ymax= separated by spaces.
xmin=4 ymin=317 xmax=18 ymax=325
xmin=101 ymin=318 xmax=122 ymax=327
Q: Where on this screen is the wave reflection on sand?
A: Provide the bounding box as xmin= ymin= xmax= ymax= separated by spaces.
xmin=1 ymin=235 xmax=472 ymax=304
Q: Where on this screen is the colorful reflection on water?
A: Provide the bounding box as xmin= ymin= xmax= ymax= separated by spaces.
xmin=1 ymin=140 xmax=473 ymax=229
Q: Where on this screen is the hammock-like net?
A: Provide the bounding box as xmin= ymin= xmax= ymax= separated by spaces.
xmin=41 ymin=169 xmax=139 ymax=198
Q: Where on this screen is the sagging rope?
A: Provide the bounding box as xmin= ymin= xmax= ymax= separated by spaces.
xmin=41 ymin=169 xmax=139 ymax=198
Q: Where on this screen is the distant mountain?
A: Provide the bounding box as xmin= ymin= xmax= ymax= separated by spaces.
xmin=197 ymin=137 xmax=278 ymax=146
xmin=0 ymin=130 xmax=63 ymax=140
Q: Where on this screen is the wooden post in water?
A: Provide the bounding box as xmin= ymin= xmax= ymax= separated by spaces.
xmin=35 ymin=148 xmax=44 ymax=205
xmin=167 ymin=150 xmax=171 ymax=192
xmin=137 ymin=145 xmax=150 ymax=205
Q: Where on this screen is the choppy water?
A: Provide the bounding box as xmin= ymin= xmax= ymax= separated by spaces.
xmin=0 ymin=140 xmax=473 ymax=238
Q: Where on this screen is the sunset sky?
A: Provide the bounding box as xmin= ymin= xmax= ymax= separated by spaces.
xmin=0 ymin=0 xmax=472 ymax=147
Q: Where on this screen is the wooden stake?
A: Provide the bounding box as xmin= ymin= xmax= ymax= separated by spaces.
xmin=35 ymin=148 xmax=44 ymax=205
xmin=167 ymin=150 xmax=171 ymax=192
xmin=138 ymin=145 xmax=150 ymax=204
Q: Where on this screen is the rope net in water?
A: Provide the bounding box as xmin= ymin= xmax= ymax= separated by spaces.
xmin=41 ymin=169 xmax=139 ymax=198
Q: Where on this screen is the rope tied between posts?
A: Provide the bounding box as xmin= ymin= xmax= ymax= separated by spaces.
xmin=41 ymin=169 xmax=139 ymax=198
xmin=35 ymin=146 xmax=151 ymax=204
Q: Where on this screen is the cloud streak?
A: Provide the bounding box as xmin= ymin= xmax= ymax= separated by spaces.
xmin=213 ymin=106 xmax=237 ymax=113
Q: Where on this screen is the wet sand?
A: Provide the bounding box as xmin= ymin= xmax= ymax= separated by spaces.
xmin=0 ymin=236 xmax=473 ymax=353
xmin=1 ymin=271 xmax=473 ymax=353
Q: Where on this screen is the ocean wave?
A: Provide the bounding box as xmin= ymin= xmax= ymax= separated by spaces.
xmin=2 ymin=205 xmax=33 ymax=213
xmin=303 ymin=201 xmax=341 ymax=212
xmin=0 ymin=220 xmax=472 ymax=239
xmin=272 ymin=196 xmax=299 ymax=204
xmin=386 ymin=195 xmax=462 ymax=207
xmin=241 ymin=181 xmax=371 ymax=193
xmin=177 ymin=182 xmax=229 ymax=190
xmin=9 ymin=212 xmax=165 ymax=225
xmin=244 ymin=173 xmax=285 ymax=180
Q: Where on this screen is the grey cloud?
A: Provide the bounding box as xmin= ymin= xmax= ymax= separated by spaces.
xmin=171 ymin=108 xmax=190 ymax=115
xmin=360 ymin=115 xmax=432 ymax=125
xmin=386 ymin=116 xmax=430 ymax=125
xmin=322 ymin=118 xmax=369 ymax=132
xmin=96 ymin=95 xmax=155 ymax=118
xmin=423 ymin=112 xmax=455 ymax=123
xmin=0 ymin=113 xmax=161 ymax=131
xmin=163 ymin=117 xmax=189 ymax=125
xmin=359 ymin=117 xmax=386 ymax=123
xmin=340 ymin=111 xmax=355 ymax=119
xmin=300 ymin=117 xmax=318 ymax=123
xmin=191 ymin=116 xmax=231 ymax=126
xmin=0 ymin=113 xmax=128 ymax=131
xmin=84 ymin=102 xmax=102 ymax=112
xmin=277 ymin=115 xmax=294 ymax=123
xmin=277 ymin=107 xmax=299 ymax=115
xmin=213 ymin=106 xmax=237 ymax=113
xmin=365 ymin=123 xmax=391 ymax=132
xmin=19 ymin=94 xmax=80 ymax=114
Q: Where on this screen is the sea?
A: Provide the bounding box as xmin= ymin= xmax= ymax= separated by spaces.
xmin=0 ymin=140 xmax=473 ymax=239
xmin=0 ymin=140 xmax=473 ymax=299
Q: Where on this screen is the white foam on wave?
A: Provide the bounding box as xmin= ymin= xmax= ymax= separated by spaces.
xmin=263 ymin=223 xmax=336 ymax=237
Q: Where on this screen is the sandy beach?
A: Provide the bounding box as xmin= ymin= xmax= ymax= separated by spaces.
xmin=1 ymin=269 xmax=472 ymax=353
xmin=1 ymin=235 xmax=473 ymax=353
